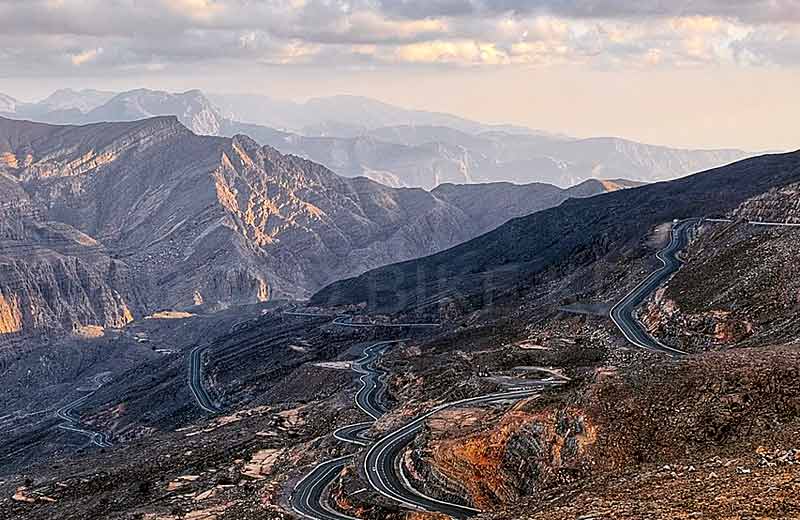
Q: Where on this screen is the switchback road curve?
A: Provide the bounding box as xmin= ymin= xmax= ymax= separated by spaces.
xmin=363 ymin=389 xmax=542 ymax=518
xmin=189 ymin=342 xmax=222 ymax=414
xmin=56 ymin=372 xmax=114 ymax=448
xmin=290 ymin=339 xmax=404 ymax=520
xmin=190 ymin=311 xmax=440 ymax=414
xmin=609 ymin=219 xmax=699 ymax=357
xmin=290 ymin=326 xmax=562 ymax=519
xmin=610 ymin=217 xmax=800 ymax=357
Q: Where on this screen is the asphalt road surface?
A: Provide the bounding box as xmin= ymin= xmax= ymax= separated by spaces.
xmin=363 ymin=389 xmax=541 ymax=518
xmin=289 ymin=319 xmax=558 ymax=519
xmin=188 ymin=342 xmax=222 ymax=414
xmin=609 ymin=219 xmax=699 ymax=357
xmin=705 ymin=218 xmax=800 ymax=228
xmin=290 ymin=340 xmax=403 ymax=520
xmin=331 ymin=316 xmax=442 ymax=329
xmin=291 ymin=456 xmax=360 ymax=520
xmin=333 ymin=422 xmax=373 ymax=447
xmin=56 ymin=373 xmax=114 ymax=448
xmin=351 ymin=341 xmax=398 ymax=420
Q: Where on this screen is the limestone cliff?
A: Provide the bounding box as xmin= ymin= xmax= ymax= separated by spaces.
xmin=0 ymin=172 xmax=136 ymax=340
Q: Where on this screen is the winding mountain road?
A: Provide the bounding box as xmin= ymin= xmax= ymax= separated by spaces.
xmin=289 ymin=328 xmax=561 ymax=519
xmin=705 ymin=218 xmax=800 ymax=228
xmin=609 ymin=219 xmax=698 ymax=357
xmin=610 ymin=218 xmax=800 ymax=357
xmin=56 ymin=372 xmax=114 ymax=448
xmin=196 ymin=215 xmax=800 ymax=518
xmin=189 ymin=342 xmax=222 ymax=414
xmin=610 ymin=216 xmax=800 ymax=357
xmin=189 ymin=312 xmax=440 ymax=414
xmin=363 ymin=389 xmax=542 ymax=518
xmin=290 ymin=339 xmax=404 ymax=520
xmin=292 ymin=455 xmax=360 ymax=520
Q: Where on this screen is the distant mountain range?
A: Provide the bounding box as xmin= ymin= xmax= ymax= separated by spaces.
xmin=0 ymin=115 xmax=625 ymax=338
xmin=1 ymin=88 xmax=749 ymax=189
xmin=209 ymin=92 xmax=554 ymax=137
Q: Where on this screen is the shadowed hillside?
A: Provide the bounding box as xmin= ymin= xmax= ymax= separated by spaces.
xmin=312 ymin=151 xmax=800 ymax=312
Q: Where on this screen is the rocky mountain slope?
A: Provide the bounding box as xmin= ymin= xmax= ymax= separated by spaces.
xmin=0 ymin=169 xmax=136 ymax=341
xmin=3 ymin=148 xmax=799 ymax=520
xmin=2 ymin=89 xmax=749 ymax=189
xmin=312 ymin=150 xmax=800 ymax=312
xmin=638 ymin=189 xmax=800 ymax=353
xmin=0 ymin=115 xmax=617 ymax=339
xmin=474 ymin=345 xmax=800 ymax=520
xmin=376 ymin=338 xmax=800 ymax=519
xmin=732 ymin=180 xmax=800 ymax=223
xmin=84 ymin=89 xmax=225 ymax=136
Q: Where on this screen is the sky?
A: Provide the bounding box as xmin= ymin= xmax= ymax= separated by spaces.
xmin=1 ymin=0 xmax=799 ymax=151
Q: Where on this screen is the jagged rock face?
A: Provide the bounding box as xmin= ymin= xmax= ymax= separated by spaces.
xmin=201 ymin=136 xmax=617 ymax=298
xmin=0 ymin=171 xmax=136 ymax=340
xmin=410 ymin=405 xmax=594 ymax=508
xmin=0 ymin=292 xmax=23 ymax=335
xmin=0 ymin=115 xmax=616 ymax=337
xmin=264 ymin=133 xmax=491 ymax=190
xmin=0 ymin=254 xmax=135 ymax=338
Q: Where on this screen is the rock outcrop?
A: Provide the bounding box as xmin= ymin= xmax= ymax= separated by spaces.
xmin=408 ymin=404 xmax=595 ymax=508
xmin=477 ymin=345 xmax=800 ymax=520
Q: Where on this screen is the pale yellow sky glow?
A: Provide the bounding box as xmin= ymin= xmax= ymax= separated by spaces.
xmin=1 ymin=0 xmax=798 ymax=151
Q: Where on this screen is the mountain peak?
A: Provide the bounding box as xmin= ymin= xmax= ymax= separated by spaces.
xmin=566 ymin=178 xmax=645 ymax=197
xmin=85 ymin=88 xmax=223 ymax=136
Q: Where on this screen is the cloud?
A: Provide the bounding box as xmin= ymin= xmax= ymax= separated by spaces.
xmin=393 ymin=40 xmax=508 ymax=65
xmin=380 ymin=1 xmax=800 ymax=24
xmin=0 ymin=0 xmax=798 ymax=76
xmin=70 ymin=47 xmax=102 ymax=66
